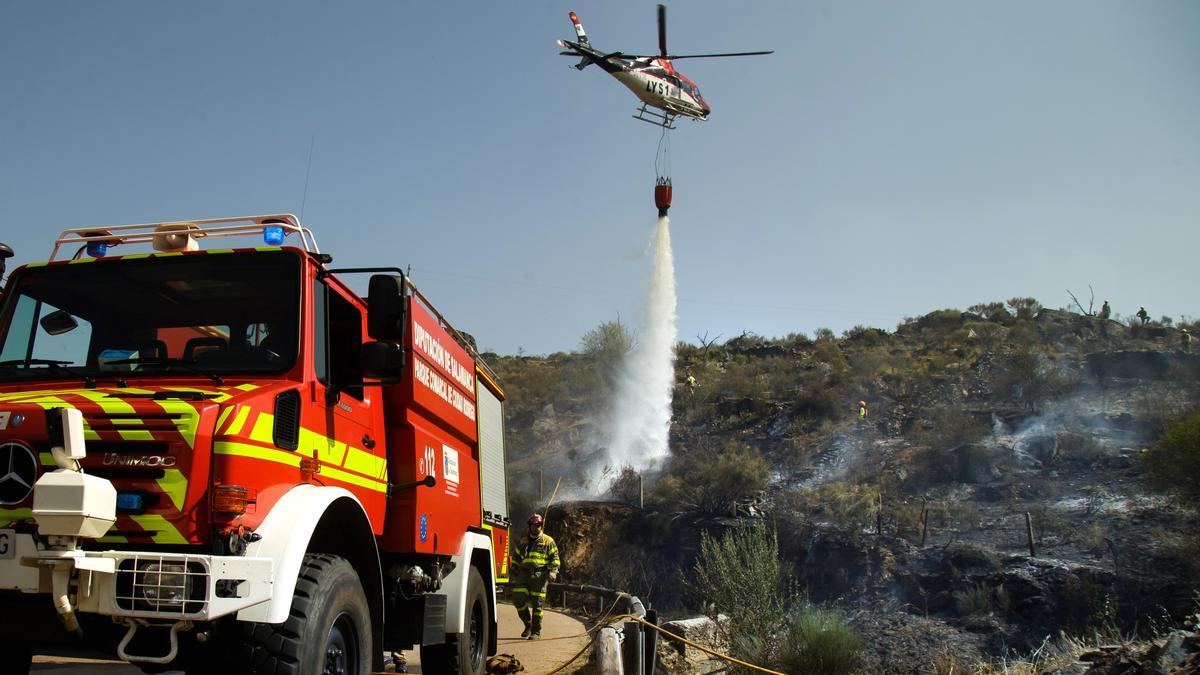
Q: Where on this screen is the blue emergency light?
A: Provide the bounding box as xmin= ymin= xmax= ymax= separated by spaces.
xmin=263 ymin=225 xmax=286 ymax=246
xmin=86 ymin=240 xmax=109 ymax=258
xmin=117 ymin=493 xmax=145 ymax=511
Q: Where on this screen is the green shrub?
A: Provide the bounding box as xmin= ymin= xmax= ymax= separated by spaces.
xmin=954 ymin=583 xmax=993 ymax=616
xmin=1027 ymin=504 xmax=1070 ymax=542
xmin=778 ymin=605 xmax=864 ymax=675
xmin=651 ymin=441 xmax=770 ymax=514
xmin=1061 ymin=573 xmax=1118 ymax=637
xmin=1141 ymin=407 xmax=1200 ymax=507
xmin=1056 ymin=431 xmax=1104 ymax=464
xmin=800 ymin=482 xmax=877 ymax=532
xmin=606 ymin=466 xmax=642 ymax=506
xmin=688 ymin=525 xmax=786 ymax=655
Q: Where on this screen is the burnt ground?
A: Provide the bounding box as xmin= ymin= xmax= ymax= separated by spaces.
xmin=543 ymin=374 xmax=1200 ymax=673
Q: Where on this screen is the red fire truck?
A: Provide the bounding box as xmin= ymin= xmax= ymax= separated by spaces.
xmin=0 ymin=215 xmax=511 ymax=674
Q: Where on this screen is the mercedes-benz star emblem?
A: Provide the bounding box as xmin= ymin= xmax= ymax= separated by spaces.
xmin=0 ymin=442 xmax=38 ymax=505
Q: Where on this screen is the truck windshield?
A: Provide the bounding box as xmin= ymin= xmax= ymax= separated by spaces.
xmin=0 ymin=251 xmax=301 ymax=382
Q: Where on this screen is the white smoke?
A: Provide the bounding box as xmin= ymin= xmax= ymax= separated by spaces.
xmin=592 ymin=216 xmax=678 ymax=491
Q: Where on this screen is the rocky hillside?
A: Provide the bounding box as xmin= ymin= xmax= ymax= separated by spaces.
xmin=487 ymin=302 xmax=1200 ymax=672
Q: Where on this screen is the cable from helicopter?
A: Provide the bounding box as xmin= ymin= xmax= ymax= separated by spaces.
xmin=654 ymin=124 xmax=672 ymax=218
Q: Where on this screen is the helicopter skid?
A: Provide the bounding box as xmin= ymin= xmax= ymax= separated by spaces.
xmin=633 ymin=104 xmax=677 ymax=129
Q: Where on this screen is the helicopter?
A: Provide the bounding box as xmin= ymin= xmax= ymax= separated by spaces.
xmin=556 ymin=4 xmax=773 ymax=129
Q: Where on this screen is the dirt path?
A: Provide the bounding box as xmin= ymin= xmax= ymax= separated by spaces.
xmin=31 ymin=602 xmax=593 ymax=674
xmin=399 ymin=601 xmax=592 ymax=674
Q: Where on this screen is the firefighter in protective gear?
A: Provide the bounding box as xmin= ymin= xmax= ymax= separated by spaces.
xmin=511 ymin=513 xmax=560 ymax=639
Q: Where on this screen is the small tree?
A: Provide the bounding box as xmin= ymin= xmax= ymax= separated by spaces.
xmin=1141 ymin=407 xmax=1200 ymax=507
xmin=579 ymin=319 xmax=633 ymax=360
xmin=579 ymin=319 xmax=632 ymax=391
xmin=1006 ymin=297 xmax=1042 ymax=321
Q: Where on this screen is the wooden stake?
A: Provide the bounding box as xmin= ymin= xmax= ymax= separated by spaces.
xmin=638 ymin=473 xmax=644 ymax=509
xmin=1025 ymin=512 xmax=1036 ymax=557
xmin=542 ymin=476 xmax=563 ymax=528
xmin=877 ymin=492 xmax=883 ymax=536
xmin=920 ymin=502 xmax=930 ymax=548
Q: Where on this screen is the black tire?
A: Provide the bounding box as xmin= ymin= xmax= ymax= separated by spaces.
xmin=235 ymin=553 xmax=372 ymax=675
xmin=0 ymin=642 xmax=32 ymax=674
xmin=420 ymin=566 xmax=489 ymax=675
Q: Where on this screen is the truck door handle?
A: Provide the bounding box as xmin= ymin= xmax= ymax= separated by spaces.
xmin=362 ymin=434 xmax=376 ymax=449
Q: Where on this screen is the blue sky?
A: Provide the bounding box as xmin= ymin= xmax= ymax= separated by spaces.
xmin=2 ymin=1 xmax=1197 ymax=355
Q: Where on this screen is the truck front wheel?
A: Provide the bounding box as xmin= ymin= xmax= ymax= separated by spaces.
xmin=0 ymin=642 xmax=32 ymax=675
xmin=420 ymin=566 xmax=489 ymax=675
xmin=236 ymin=553 xmax=372 ymax=675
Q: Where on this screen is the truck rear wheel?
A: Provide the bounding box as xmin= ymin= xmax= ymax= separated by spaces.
xmin=420 ymin=566 xmax=488 ymax=675
xmin=236 ymin=553 xmax=372 ymax=675
xmin=0 ymin=642 xmax=32 ymax=675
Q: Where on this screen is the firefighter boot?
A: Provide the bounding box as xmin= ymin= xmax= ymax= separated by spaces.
xmin=519 ymin=609 xmax=532 ymax=638
xmin=530 ymin=615 xmax=542 ymax=640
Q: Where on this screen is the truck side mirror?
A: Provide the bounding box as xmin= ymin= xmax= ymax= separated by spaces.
xmin=367 ymin=274 xmax=405 ymax=341
xmin=360 ymin=341 xmax=404 ymax=382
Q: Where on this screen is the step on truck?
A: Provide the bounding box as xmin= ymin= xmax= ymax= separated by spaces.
xmin=0 ymin=215 xmax=512 ymax=674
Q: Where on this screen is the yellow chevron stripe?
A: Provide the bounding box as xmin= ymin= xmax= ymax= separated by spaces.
xmin=156 ymin=469 xmax=188 ymax=511
xmin=0 ymin=508 xmax=32 ymax=523
xmin=298 ymin=426 xmax=348 ymax=466
xmin=317 ymin=464 xmax=387 ymax=493
xmin=344 ymin=445 xmax=386 ymax=480
xmin=129 ymin=515 xmax=189 ymax=545
xmin=215 ymin=407 xmax=234 ymax=434
xmin=153 ymin=399 xmax=199 ymax=449
xmin=98 ymin=534 xmax=128 ymax=543
xmin=249 ymin=412 xmax=274 ymax=444
xmin=224 ymin=406 xmax=251 ymax=436
xmin=213 ymin=440 xmax=386 ymax=493
xmin=214 ymin=440 xmax=302 ymax=467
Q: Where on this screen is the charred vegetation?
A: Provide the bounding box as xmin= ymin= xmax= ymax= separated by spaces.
xmin=493 ymin=303 xmax=1200 ymax=672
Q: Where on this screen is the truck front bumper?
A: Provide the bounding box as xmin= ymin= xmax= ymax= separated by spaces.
xmin=0 ymin=531 xmax=274 ymax=622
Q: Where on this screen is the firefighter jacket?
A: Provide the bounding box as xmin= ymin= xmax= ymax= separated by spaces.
xmin=513 ymin=533 xmax=560 ymax=573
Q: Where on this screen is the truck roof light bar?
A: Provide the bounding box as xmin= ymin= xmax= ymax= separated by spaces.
xmin=49 ymin=214 xmax=320 ymax=261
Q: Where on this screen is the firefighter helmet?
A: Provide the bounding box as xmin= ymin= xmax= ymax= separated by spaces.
xmin=528 ymin=513 xmax=544 ymax=526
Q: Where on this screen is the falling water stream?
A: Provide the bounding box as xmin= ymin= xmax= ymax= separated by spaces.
xmin=598 ymin=216 xmax=678 ymax=489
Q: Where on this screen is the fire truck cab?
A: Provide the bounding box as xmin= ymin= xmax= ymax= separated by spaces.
xmin=0 ymin=216 xmax=511 ymax=674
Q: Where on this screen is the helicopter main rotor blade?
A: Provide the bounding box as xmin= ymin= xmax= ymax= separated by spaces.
xmin=665 ymin=50 xmax=775 ymax=60
xmin=658 ymin=4 xmax=668 ymax=58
